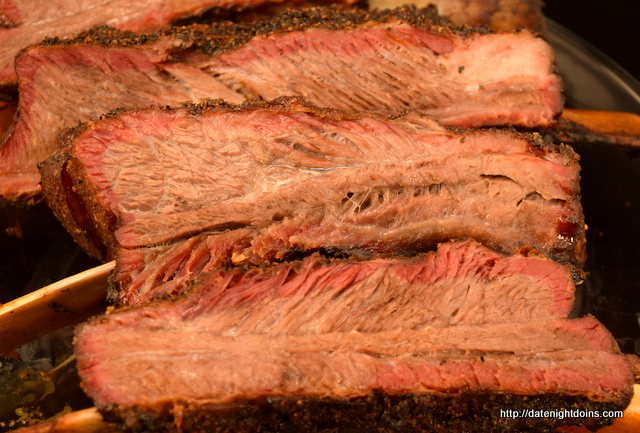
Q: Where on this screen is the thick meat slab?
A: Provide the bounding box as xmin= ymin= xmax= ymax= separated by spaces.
xmin=40 ymin=98 xmax=584 ymax=266
xmin=1 ymin=0 xmax=348 ymax=91
xmin=1 ymin=5 xmax=563 ymax=203
xmin=74 ymin=315 xmax=634 ymax=432
xmin=111 ymin=239 xmax=577 ymax=326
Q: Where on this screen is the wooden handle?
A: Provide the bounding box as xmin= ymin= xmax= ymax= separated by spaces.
xmin=560 ymin=109 xmax=640 ymax=146
xmin=11 ymin=408 xmax=117 ymax=433
xmin=0 ymin=261 xmax=114 ymax=356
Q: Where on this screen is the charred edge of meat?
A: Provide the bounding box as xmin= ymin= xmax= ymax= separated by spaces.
xmin=38 ymin=26 xmax=161 ymax=49
xmin=57 ymin=96 xmax=566 ymax=158
xmin=182 ymin=96 xmax=384 ymax=121
xmin=38 ymin=153 xmax=112 ymax=261
xmin=521 ymin=130 xmax=577 ymax=157
xmin=100 ymin=390 xmax=630 ymax=433
xmin=470 ymin=126 xmax=577 ymax=160
xmin=550 ymin=216 xmax=586 ymax=268
xmin=35 ymin=5 xmax=493 ymax=55
xmin=626 ymin=354 xmax=640 ymax=383
xmin=59 ymin=160 xmax=109 ymax=260
xmin=171 ymin=0 xmax=369 ymax=26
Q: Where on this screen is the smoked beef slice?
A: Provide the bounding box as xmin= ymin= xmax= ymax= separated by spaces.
xmin=110 ymin=236 xmax=578 ymax=321
xmin=74 ymin=314 xmax=634 ymax=432
xmin=0 ymin=0 xmax=540 ymax=92
xmin=0 ymin=0 xmax=356 ymax=92
xmin=40 ymin=98 xmax=584 ymax=265
xmin=2 ymin=5 xmax=563 ymax=203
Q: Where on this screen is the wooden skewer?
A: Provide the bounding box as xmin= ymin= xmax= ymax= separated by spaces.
xmin=562 ymin=109 xmax=640 ymax=137
xmin=11 ymin=407 xmax=117 ymax=433
xmin=0 ymin=261 xmax=114 ymax=356
xmin=559 ymin=109 xmax=640 ymax=146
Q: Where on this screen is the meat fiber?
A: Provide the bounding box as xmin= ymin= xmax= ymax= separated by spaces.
xmin=74 ymin=314 xmax=634 ymax=432
xmin=110 ymin=227 xmax=256 ymax=305
xmin=110 ymin=239 xmax=578 ymax=319
xmin=40 ymin=98 xmax=584 ymax=267
xmin=1 ymin=5 xmax=563 ymax=203
xmin=114 ymin=235 xmax=575 ymax=314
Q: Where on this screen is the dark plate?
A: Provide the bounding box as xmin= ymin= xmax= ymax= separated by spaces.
xmin=546 ymin=20 xmax=640 ymax=353
xmin=1 ymin=20 xmax=640 ymax=430
xmin=547 ymin=20 xmax=640 ymax=113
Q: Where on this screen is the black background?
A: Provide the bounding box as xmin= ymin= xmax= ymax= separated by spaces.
xmin=543 ymin=1 xmax=639 ymax=84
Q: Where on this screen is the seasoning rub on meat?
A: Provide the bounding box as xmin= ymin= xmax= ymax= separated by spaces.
xmin=1 ymin=5 xmax=563 ymax=203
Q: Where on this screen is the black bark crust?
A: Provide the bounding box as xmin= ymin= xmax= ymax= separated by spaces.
xmin=101 ymin=390 xmax=631 ymax=433
xmin=58 ymin=96 xmax=567 ymax=158
xmin=35 ymin=5 xmax=491 ymax=55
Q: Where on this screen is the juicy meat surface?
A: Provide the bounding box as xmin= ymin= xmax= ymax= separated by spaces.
xmin=74 ymin=315 xmax=634 ymax=432
xmin=1 ymin=5 xmax=563 ymax=203
xmin=40 ymin=98 xmax=584 ymax=266
xmin=111 ymin=240 xmax=577 ymax=330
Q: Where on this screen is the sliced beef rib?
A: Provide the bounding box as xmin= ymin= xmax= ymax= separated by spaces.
xmin=111 ymin=238 xmax=578 ymax=325
xmin=0 ymin=0 xmax=357 ymax=91
xmin=75 ymin=314 xmax=634 ymax=432
xmin=2 ymin=5 xmax=563 ymax=203
xmin=40 ymin=98 xmax=584 ymax=266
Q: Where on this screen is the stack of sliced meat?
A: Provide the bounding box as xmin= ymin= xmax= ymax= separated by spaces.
xmin=39 ymin=97 xmax=584 ymax=300
xmin=40 ymin=95 xmax=634 ymax=432
xmin=18 ymin=4 xmax=633 ymax=433
xmin=0 ymin=0 xmax=362 ymax=93
xmin=1 ymin=5 xmax=562 ymax=203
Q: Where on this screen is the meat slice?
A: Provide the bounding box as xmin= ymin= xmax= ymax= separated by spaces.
xmin=0 ymin=0 xmax=356 ymax=92
xmin=74 ymin=315 xmax=634 ymax=432
xmin=1 ymin=5 xmax=563 ymax=203
xmin=0 ymin=0 xmax=221 ymax=89
xmin=40 ymin=97 xmax=584 ymax=266
xmin=111 ymin=239 xmax=578 ymax=329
